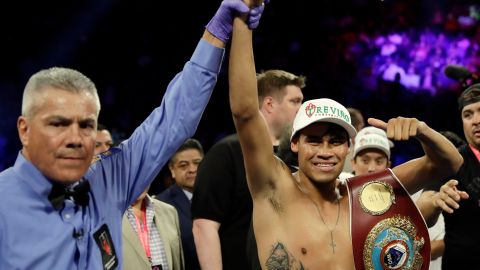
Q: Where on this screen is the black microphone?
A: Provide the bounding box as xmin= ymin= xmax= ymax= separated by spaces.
xmin=444 ymin=64 xmax=472 ymax=81
xmin=444 ymin=64 xmax=479 ymax=88
xmin=73 ymin=228 xmax=84 ymax=239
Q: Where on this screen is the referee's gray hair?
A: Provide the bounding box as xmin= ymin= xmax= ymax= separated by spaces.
xmin=22 ymin=67 xmax=101 ymax=118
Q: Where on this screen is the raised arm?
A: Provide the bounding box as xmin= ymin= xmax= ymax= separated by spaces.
xmin=229 ymin=1 xmax=276 ymax=198
xmin=192 ymin=1 xmax=268 ymax=268
xmin=368 ymin=117 xmax=463 ymax=193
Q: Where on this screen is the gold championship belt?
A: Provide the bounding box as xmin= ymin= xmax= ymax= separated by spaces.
xmin=346 ymin=169 xmax=430 ymax=270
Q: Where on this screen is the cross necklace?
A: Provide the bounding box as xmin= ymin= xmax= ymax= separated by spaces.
xmin=295 ymin=180 xmax=341 ymax=253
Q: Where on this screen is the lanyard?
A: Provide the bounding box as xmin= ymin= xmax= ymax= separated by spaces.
xmin=470 ymin=144 xmax=480 ymax=163
xmin=134 ymin=203 xmax=151 ymax=260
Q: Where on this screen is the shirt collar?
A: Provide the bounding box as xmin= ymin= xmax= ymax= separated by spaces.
xmin=13 ymin=152 xmax=54 ymax=199
xmin=182 ymin=189 xmax=193 ymax=201
xmin=144 ymin=194 xmax=154 ymax=210
xmin=13 ymin=152 xmax=83 ymax=201
xmin=127 ymin=195 xmax=155 ymax=217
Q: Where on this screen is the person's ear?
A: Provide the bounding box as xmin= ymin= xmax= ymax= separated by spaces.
xmin=291 ymin=138 xmax=299 ymax=153
xmin=261 ymin=96 xmax=274 ymax=113
xmin=168 ymin=163 xmax=176 ymax=179
xmin=17 ymin=116 xmax=29 ymax=147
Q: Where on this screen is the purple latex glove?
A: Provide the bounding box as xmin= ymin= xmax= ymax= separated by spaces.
xmin=206 ymin=0 xmax=249 ymax=43
xmin=247 ymin=3 xmax=265 ymax=29
xmin=206 ymin=0 xmax=268 ymax=42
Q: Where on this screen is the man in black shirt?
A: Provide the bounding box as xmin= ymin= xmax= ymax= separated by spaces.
xmin=421 ymin=84 xmax=480 ymax=269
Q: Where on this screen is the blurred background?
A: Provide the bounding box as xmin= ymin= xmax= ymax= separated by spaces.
xmin=1 ymin=0 xmax=479 ymax=176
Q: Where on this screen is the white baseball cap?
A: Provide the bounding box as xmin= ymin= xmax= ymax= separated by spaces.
xmin=290 ymin=98 xmax=357 ymax=141
xmin=353 ymin=126 xmax=392 ymax=158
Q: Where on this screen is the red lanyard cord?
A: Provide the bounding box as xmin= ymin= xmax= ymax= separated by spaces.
xmin=134 ymin=202 xmax=151 ymax=260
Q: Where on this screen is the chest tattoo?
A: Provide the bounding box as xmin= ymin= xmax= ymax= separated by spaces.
xmin=265 ymin=242 xmax=306 ymax=270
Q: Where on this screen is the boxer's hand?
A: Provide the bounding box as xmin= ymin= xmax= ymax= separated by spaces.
xmin=368 ymin=117 xmax=428 ymax=141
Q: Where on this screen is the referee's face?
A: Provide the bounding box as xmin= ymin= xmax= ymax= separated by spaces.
xmin=18 ymin=88 xmax=97 ymax=183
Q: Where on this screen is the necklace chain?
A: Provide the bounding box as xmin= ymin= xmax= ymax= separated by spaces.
xmin=296 ymin=181 xmax=341 ymax=253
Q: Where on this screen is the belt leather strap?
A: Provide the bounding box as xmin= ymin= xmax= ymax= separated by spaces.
xmin=346 ymin=169 xmax=430 ymax=270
